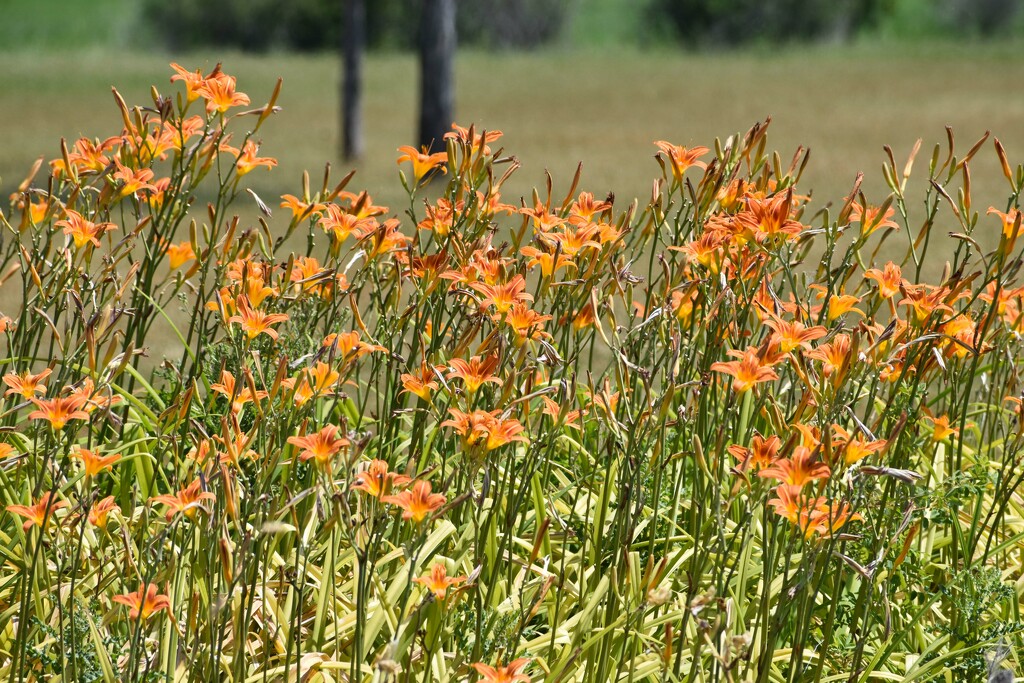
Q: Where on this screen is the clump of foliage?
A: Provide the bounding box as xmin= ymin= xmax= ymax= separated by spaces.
xmin=649 ymin=0 xmax=1024 ymax=45
xmin=141 ymin=0 xmax=572 ymax=52
xmin=1 ymin=63 xmax=1023 ymax=682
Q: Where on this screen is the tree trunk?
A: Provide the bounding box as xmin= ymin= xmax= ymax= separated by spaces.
xmin=341 ymin=0 xmax=365 ymax=160
xmin=418 ymin=0 xmax=456 ymax=153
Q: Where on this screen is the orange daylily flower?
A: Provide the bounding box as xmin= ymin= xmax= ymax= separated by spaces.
xmin=165 ymin=241 xmax=196 ymax=270
xmin=382 ymin=479 xmax=446 ymax=522
xmin=864 ymin=262 xmax=903 ymax=299
xmin=162 ymin=116 xmax=206 ymax=153
xmin=150 ymin=479 xmax=216 ymax=521
xmin=339 ymin=190 xmax=388 ymax=219
xmin=471 ymin=658 xmax=532 ymax=683
xmin=716 ymin=178 xmax=748 ymax=211
xmin=670 ymin=287 xmax=700 ymax=325
xmin=400 ymin=363 xmax=443 ymax=402
xmin=763 ymin=314 xmax=826 ymax=354
xmin=147 ymin=177 xmax=172 ymax=209
xmin=475 ymin=190 xmax=517 ymax=220
xmin=768 ymin=484 xmax=818 ymax=528
xmin=170 ymin=62 xmax=212 ymax=101
xmin=831 ymin=425 xmax=887 ymax=465
xmin=542 ymin=223 xmax=601 ymax=258
xmin=898 ymin=283 xmax=953 ymax=325
xmin=234 ymin=140 xmax=277 ymax=176
xmin=445 ymin=124 xmax=503 ymax=155
xmin=418 ymin=198 xmax=462 ymax=237
xmin=519 ymin=245 xmax=575 ymax=278
xmin=804 ymin=334 xmax=852 ymax=379
xmin=236 ymin=275 xmax=277 ymax=309
xmin=447 ymin=355 xmax=502 ymax=393
xmin=471 ymin=275 xmax=534 ymax=314
xmin=850 ymin=200 xmax=898 ymax=237
xmin=112 ymin=158 xmax=157 ymax=198
xmin=280 ymin=194 xmax=327 ymax=221
xmin=824 ymin=293 xmax=864 ymax=321
xmin=988 ymin=206 xmax=1023 ymax=245
xmin=68 ymin=135 xmax=119 ymax=174
xmin=808 ymin=285 xmax=864 ymax=321
xmin=540 ymin=395 xmax=585 ymax=431
xmin=503 ymin=303 xmax=552 ymax=343
xmin=7 ymin=492 xmax=66 ymax=531
xmin=26 ymin=198 xmax=53 ymax=225
xmin=88 ymin=496 xmax=120 ymax=529
xmin=224 ymin=257 xmax=275 ymax=284
xmin=351 ymin=459 xmax=412 ymax=498
xmin=710 ymin=346 xmax=779 ymax=393
xmin=196 ymin=73 xmax=250 ymax=114
xmin=292 ymin=362 xmax=341 ymax=405
xmin=358 ymin=217 xmax=411 ymax=259
xmin=29 ymin=395 xmax=90 ymax=430
xmin=112 ymin=583 xmax=172 ymax=621
xmin=520 ymin=201 xmax=565 ymax=232
xmin=728 ymin=434 xmax=781 ymax=471
xmin=442 ymin=408 xmax=499 ymax=449
xmin=441 ymin=408 xmax=528 ymax=452
xmin=735 ymin=192 xmax=805 ymax=243
xmin=654 ymin=141 xmax=710 ymax=181
xmin=759 ymin=447 xmax=831 ymax=487
xmin=322 ymin=330 xmax=386 ymax=361
xmin=570 ymin=303 xmax=597 ymax=330
xmin=484 ymin=416 xmax=529 ymax=451
xmin=56 ymin=210 xmax=116 ymax=249
xmin=924 ymin=415 xmax=959 ymax=442
xmin=405 ymin=251 xmax=450 ymax=293
xmin=569 ymin=191 xmax=613 ymax=222
xmin=769 ymin=485 xmax=859 ymax=539
xmin=68 ymin=378 xmax=123 ymax=415
xmin=291 ymin=256 xmax=346 ymax=298
xmin=71 ymin=447 xmax=121 ymax=477
xmin=319 ymin=204 xmax=375 ymax=243
xmin=228 ymin=296 xmax=288 ymax=341
xmin=214 ymin=430 xmax=259 ymax=468
xmin=3 ymin=368 xmax=52 ymax=399
xmin=397 ymin=145 xmax=448 ymax=182
xmin=940 ymin=313 xmax=978 ymax=359
xmin=413 ymin=562 xmax=467 ymax=600
xmin=807 ymin=500 xmax=860 ymax=539
xmin=288 ymin=425 xmax=350 ymax=472
xmin=210 ymin=370 xmax=268 ymax=415
xmin=979 ymin=281 xmax=1019 ymax=318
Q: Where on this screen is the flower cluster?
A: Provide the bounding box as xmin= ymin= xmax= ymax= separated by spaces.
xmin=0 ymin=64 xmax=1021 ymax=682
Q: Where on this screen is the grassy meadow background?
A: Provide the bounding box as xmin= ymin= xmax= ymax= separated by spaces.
xmin=3 ymin=0 xmax=1024 ymax=253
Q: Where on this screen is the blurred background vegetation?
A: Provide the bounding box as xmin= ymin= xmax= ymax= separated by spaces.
xmin=5 ymin=0 xmax=1024 ymax=53
xmin=2 ymin=0 xmax=1023 ymax=245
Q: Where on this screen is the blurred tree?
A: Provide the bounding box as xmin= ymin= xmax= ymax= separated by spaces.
xmin=648 ymin=0 xmax=1024 ymax=44
xmin=418 ymin=0 xmax=456 ymax=153
xmin=458 ymin=0 xmax=572 ymax=48
xmin=143 ymin=0 xmax=572 ymax=51
xmin=649 ymin=0 xmax=867 ymax=46
xmin=944 ymin=0 xmax=1022 ymax=35
xmin=341 ymin=0 xmax=365 ymax=160
xmin=142 ymin=0 xmax=339 ymax=51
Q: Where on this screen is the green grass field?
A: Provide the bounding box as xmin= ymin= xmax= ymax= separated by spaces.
xmin=2 ymin=43 xmax=1023 ymax=231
